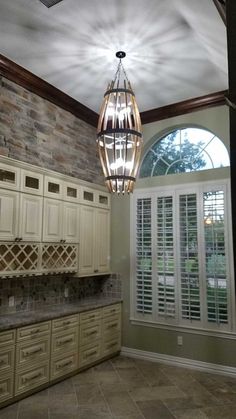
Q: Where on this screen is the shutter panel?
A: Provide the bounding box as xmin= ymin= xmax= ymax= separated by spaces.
xmin=157 ymin=196 xmax=176 ymax=318
xmin=179 ymin=194 xmax=201 ymax=322
xmin=136 ymin=198 xmax=152 ymax=314
xmin=204 ymin=190 xmax=228 ymax=325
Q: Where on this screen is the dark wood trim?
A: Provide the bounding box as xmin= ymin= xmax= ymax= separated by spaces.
xmin=140 ymin=91 xmax=227 ymax=125
xmin=0 ymin=54 xmax=99 ymax=127
xmin=0 ymin=54 xmax=227 ymax=128
xmin=226 ymin=0 xmax=236 ymax=284
xmin=212 ymin=0 xmax=226 ymax=25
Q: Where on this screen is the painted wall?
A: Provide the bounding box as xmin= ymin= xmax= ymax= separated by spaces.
xmin=111 ymin=105 xmax=236 ymax=367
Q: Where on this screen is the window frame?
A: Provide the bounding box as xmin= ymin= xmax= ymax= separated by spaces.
xmin=130 ymin=178 xmax=235 ymax=335
xmin=139 ymin=127 xmax=230 ymax=179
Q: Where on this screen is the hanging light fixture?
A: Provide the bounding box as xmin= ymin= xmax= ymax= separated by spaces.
xmin=97 ymin=51 xmax=143 ymax=194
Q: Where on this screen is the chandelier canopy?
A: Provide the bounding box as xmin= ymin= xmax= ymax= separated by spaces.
xmin=97 ymin=51 xmax=143 ymax=194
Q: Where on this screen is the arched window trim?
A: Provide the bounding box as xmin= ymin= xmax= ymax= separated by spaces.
xmin=139 ymin=125 xmax=230 ymax=179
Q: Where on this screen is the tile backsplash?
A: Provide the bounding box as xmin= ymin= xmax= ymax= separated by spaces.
xmin=0 ymin=274 xmax=122 ymax=314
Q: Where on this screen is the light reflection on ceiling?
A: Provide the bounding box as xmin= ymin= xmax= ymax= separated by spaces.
xmin=0 ymin=0 xmax=227 ymax=112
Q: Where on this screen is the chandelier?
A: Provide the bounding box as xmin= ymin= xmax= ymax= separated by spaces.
xmin=97 ymin=51 xmax=143 ymax=194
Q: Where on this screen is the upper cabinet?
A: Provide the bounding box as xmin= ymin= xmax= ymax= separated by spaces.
xmin=0 ymin=156 xmax=110 ymax=278
xmin=42 ymin=199 xmax=79 ymax=243
xmin=0 ymin=163 xmax=20 ymax=191
xmin=79 ymin=188 xmax=110 ymax=276
xmin=0 ymin=188 xmax=43 ymax=242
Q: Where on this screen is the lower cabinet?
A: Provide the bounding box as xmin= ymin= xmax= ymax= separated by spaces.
xmin=102 ymin=304 xmax=121 ymax=358
xmin=50 ymin=314 xmax=79 ymax=380
xmin=15 ymin=321 xmax=51 ymax=396
xmin=0 ymin=302 xmax=121 ymax=407
xmin=0 ymin=330 xmax=15 ymax=404
xmin=79 ymin=308 xmax=102 ymax=368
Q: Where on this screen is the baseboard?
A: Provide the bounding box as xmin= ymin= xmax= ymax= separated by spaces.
xmin=121 ymin=346 xmax=236 ymax=377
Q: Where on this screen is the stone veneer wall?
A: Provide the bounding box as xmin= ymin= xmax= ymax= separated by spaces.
xmin=0 ymin=275 xmax=122 ymax=315
xmin=0 ymin=77 xmax=121 ymax=314
xmin=0 ymin=76 xmax=103 ymax=184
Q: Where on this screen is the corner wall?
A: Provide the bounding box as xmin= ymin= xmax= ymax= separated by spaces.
xmin=111 ymin=105 xmax=236 ymax=368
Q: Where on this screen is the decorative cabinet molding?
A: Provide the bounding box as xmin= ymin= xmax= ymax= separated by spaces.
xmin=0 ymin=156 xmax=110 ymax=277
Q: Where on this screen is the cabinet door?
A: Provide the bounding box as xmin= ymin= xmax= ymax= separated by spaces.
xmin=96 ymin=209 xmax=110 ymax=273
xmin=0 ymin=190 xmax=19 ymax=241
xmin=21 ymin=170 xmax=43 ymax=196
xmin=79 ymin=205 xmax=95 ymax=275
xmin=43 ymin=198 xmax=63 ymax=242
xmin=19 ymin=194 xmax=43 ymax=241
xmin=63 ymin=202 xmax=79 ymax=243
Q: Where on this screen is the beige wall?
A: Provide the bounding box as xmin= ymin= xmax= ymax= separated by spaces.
xmin=111 ymin=105 xmax=236 ymax=367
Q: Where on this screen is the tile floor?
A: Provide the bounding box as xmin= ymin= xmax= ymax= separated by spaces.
xmin=1 ymin=356 xmax=236 ymax=418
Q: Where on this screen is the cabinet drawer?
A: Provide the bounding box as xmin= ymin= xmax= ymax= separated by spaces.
xmin=79 ymin=342 xmax=101 ymax=369
xmin=0 ymin=329 xmax=15 ymax=348
xmin=15 ymin=361 xmax=49 ymax=396
xmin=50 ymin=352 xmax=78 ymax=381
xmin=103 ymin=315 xmax=121 ymax=338
xmin=16 ymin=337 xmax=50 ymax=369
xmin=17 ymin=321 xmax=51 ymax=342
xmin=80 ymin=309 xmax=102 ymax=324
xmin=102 ymin=334 xmax=121 ymax=358
xmin=0 ymin=346 xmax=15 ymax=373
xmin=103 ymin=304 xmax=121 ymax=318
xmin=52 ymin=314 xmax=79 ymax=331
xmin=51 ymin=328 xmax=78 ymax=357
xmin=80 ymin=321 xmax=101 ymax=347
xmin=0 ymin=373 xmax=14 ymax=403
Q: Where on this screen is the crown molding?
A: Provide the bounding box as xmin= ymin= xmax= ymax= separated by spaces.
xmin=212 ymin=0 xmax=226 ymax=25
xmin=140 ymin=90 xmax=227 ymax=125
xmin=0 ymin=54 xmax=99 ymax=127
xmin=0 ymin=54 xmax=227 ymax=128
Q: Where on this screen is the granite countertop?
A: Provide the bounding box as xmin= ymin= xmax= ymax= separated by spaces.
xmin=0 ymin=298 xmax=122 ymax=332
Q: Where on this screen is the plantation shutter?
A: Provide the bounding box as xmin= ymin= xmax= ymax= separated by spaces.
xmin=179 ymin=193 xmax=201 ymax=322
xmin=203 ymin=190 xmax=228 ymax=325
xmin=136 ymin=197 xmax=153 ymax=315
xmin=132 ymin=180 xmax=232 ymax=332
xmin=157 ymin=196 xmax=176 ymax=319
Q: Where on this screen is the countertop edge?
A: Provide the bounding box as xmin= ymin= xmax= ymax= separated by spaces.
xmin=0 ymin=298 xmax=123 ymax=332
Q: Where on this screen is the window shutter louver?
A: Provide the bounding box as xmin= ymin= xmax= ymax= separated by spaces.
xmin=179 ymin=194 xmax=201 ymax=322
xmin=157 ymin=196 xmax=176 ymax=318
xmin=136 ymin=198 xmax=153 ymax=314
xmin=204 ymin=190 xmax=228 ymax=325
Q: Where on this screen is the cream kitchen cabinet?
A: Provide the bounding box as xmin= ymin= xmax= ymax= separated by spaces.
xmin=0 ymin=329 xmax=15 ymax=404
xmin=15 ymin=322 xmax=51 ymax=396
xmin=50 ymin=314 xmax=79 ymax=380
xmin=0 ymin=302 xmax=121 ymax=407
xmin=42 ymin=198 xmax=79 ymax=243
xmin=0 ymin=189 xmax=43 ymax=242
xmin=79 ymin=206 xmax=110 ymax=276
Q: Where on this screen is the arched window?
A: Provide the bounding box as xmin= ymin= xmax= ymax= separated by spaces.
xmin=140 ymin=127 xmax=230 ymax=178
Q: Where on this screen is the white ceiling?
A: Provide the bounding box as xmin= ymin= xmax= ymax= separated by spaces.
xmin=0 ymin=0 xmax=228 ymax=113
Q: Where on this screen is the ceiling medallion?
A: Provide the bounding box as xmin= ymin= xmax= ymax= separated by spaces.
xmin=97 ymin=51 xmax=143 ymax=194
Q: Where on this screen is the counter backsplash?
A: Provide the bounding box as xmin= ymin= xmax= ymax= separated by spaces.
xmin=0 ymin=274 xmax=122 ymax=314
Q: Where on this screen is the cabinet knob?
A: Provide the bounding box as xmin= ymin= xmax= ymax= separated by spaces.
xmin=94 ymin=269 xmax=99 ymax=273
